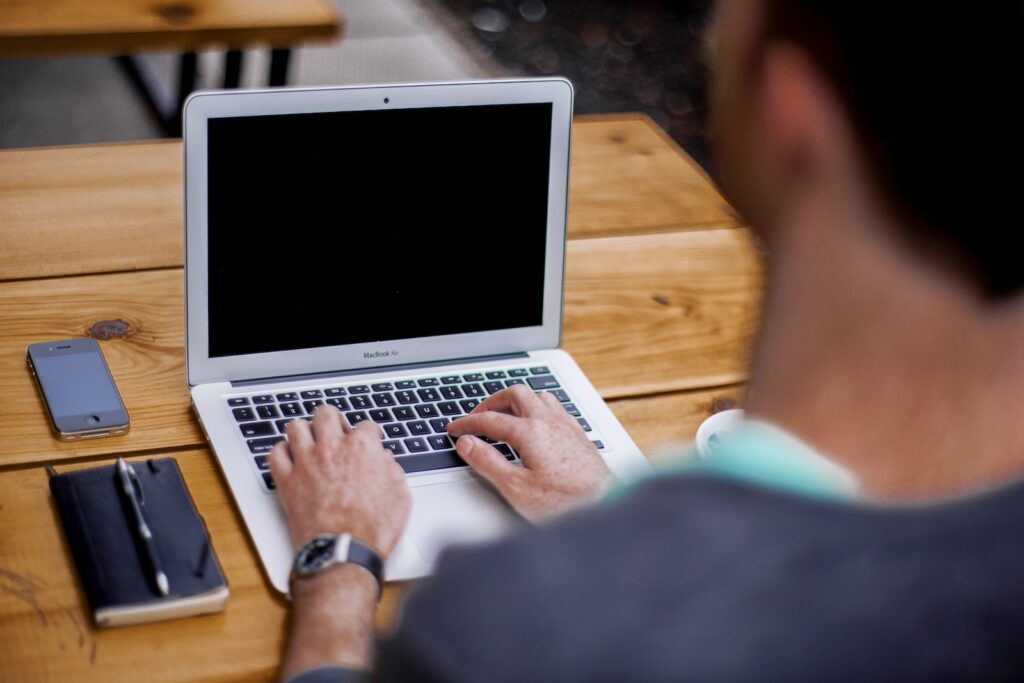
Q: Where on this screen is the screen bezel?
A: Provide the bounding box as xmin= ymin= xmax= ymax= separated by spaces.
xmin=184 ymin=79 xmax=573 ymax=387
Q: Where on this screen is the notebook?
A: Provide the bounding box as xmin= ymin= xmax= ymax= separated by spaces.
xmin=184 ymin=79 xmax=653 ymax=594
xmin=50 ymin=458 xmax=229 ymax=627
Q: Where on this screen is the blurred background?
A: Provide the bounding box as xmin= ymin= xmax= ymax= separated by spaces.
xmin=0 ymin=0 xmax=713 ymax=169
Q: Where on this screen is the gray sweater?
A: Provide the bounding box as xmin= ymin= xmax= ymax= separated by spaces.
xmin=297 ymin=474 xmax=1024 ymax=681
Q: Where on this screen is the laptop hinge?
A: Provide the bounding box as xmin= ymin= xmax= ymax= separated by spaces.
xmin=229 ymin=351 xmax=531 ymax=388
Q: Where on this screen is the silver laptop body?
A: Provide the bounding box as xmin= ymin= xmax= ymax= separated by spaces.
xmin=184 ymin=79 xmax=651 ymax=595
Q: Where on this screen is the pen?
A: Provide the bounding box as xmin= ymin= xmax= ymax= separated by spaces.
xmin=116 ymin=458 xmax=170 ymax=597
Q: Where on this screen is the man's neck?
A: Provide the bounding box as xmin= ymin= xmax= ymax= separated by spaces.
xmin=746 ymin=197 xmax=1024 ymax=500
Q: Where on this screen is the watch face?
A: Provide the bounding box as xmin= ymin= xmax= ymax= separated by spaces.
xmin=298 ymin=536 xmax=336 ymax=573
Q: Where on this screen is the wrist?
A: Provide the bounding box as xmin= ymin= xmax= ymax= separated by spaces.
xmin=290 ymin=561 xmax=378 ymax=603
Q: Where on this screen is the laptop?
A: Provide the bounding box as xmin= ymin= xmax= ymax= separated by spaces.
xmin=184 ymin=78 xmax=652 ymax=594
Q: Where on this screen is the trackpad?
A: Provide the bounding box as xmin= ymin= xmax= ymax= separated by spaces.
xmin=408 ymin=479 xmax=519 ymax=568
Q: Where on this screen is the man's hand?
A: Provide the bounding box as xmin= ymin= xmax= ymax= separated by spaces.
xmin=269 ymin=406 xmax=411 ymax=558
xmin=447 ymin=385 xmax=613 ymax=522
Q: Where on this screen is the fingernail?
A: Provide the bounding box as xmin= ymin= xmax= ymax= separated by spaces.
xmin=456 ymin=436 xmax=474 ymax=456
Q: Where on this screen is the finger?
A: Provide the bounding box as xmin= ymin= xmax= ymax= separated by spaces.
xmin=351 ymin=418 xmax=384 ymax=448
xmin=455 ymin=435 xmax=522 ymax=494
xmin=448 ymin=411 xmax=525 ymax=444
xmin=312 ymin=404 xmax=344 ymax=444
xmin=472 ymin=384 xmax=545 ymax=418
xmin=285 ymin=418 xmax=315 ymax=456
xmin=268 ymin=441 xmax=293 ymax=479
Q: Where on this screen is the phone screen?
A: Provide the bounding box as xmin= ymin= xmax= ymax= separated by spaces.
xmin=33 ymin=351 xmax=124 ymax=419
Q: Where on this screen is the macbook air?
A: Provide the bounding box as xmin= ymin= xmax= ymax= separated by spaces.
xmin=184 ymin=78 xmax=651 ymax=594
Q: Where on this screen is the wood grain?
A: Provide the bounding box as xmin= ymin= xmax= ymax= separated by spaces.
xmin=565 ymin=229 xmax=762 ymax=399
xmin=0 ymin=228 xmax=760 ymax=468
xmin=0 ymin=118 xmax=740 ymax=282
xmin=0 ymin=449 xmax=407 ymax=683
xmin=0 ymin=0 xmax=340 ymax=58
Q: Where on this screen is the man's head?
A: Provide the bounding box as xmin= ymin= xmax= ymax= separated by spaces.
xmin=710 ymin=1 xmax=1023 ymax=299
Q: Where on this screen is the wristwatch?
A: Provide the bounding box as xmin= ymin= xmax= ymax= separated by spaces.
xmin=291 ymin=533 xmax=383 ymax=597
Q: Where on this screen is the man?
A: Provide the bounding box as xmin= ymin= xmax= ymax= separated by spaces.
xmin=271 ymin=1 xmax=1024 ymax=679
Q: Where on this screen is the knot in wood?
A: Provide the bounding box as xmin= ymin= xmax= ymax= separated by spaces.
xmin=154 ymin=3 xmax=196 ymax=25
xmin=89 ymin=319 xmax=131 ymax=340
xmin=711 ymin=396 xmax=737 ymax=414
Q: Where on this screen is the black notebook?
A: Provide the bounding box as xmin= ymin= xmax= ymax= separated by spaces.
xmin=50 ymin=457 xmax=229 ymax=627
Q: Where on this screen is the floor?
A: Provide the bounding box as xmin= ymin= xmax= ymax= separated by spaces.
xmin=0 ymin=0 xmax=500 ymax=149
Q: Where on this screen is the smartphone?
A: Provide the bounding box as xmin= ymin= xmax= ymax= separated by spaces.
xmin=27 ymin=338 xmax=130 ymax=441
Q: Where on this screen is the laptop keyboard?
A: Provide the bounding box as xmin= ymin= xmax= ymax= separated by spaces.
xmin=224 ymin=366 xmax=605 ymax=492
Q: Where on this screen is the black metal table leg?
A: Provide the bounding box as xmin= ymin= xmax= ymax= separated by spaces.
xmin=223 ymin=50 xmax=244 ymax=89
xmin=269 ymin=48 xmax=292 ymax=87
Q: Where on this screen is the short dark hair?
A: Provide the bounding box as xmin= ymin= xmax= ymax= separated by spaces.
xmin=761 ymin=2 xmax=1024 ymax=298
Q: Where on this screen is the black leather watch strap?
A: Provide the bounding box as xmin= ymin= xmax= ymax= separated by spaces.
xmin=291 ymin=534 xmax=384 ymax=599
xmin=344 ymin=536 xmax=384 ymax=593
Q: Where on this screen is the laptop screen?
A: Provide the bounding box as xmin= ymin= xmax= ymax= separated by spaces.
xmin=206 ymin=102 xmax=553 ymax=359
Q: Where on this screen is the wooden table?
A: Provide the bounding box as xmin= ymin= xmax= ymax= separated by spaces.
xmin=0 ymin=0 xmax=342 ymax=134
xmin=0 ymin=115 xmax=761 ymax=681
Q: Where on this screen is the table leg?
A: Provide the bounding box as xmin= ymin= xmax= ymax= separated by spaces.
xmin=269 ymin=48 xmax=292 ymax=87
xmin=223 ymin=50 xmax=244 ymax=89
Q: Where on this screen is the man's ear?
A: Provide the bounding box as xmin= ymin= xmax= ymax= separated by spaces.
xmin=758 ymin=42 xmax=840 ymax=189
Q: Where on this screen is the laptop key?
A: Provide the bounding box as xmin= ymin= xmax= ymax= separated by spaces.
xmin=262 ymin=472 xmax=276 ymax=490
xmin=564 ymin=403 xmax=581 ymax=417
xmin=276 ymin=418 xmax=297 ymax=433
xmin=255 ymin=455 xmax=270 ymax=470
xmin=228 ymin=397 xmax=250 ymax=407
xmin=369 ymin=409 xmax=393 ymax=423
xmin=408 ymin=420 xmax=430 ymax=436
xmin=348 ymin=385 xmax=370 ymax=394
xmin=371 ymin=382 xmax=394 ymax=392
xmin=395 ymin=390 xmax=418 ymax=405
xmin=382 ymin=440 xmax=405 ymax=455
xmin=232 ymin=407 xmax=255 ymax=421
xmin=548 ymin=389 xmax=571 ymax=403
xmin=440 ymin=385 xmax=463 ymax=400
xmin=403 ymin=437 xmax=429 ymax=453
xmin=395 ymin=380 xmax=416 ymax=389
xmin=326 ymin=397 xmax=350 ymax=411
xmin=527 ymin=375 xmax=560 ymax=390
xmin=303 ymin=400 xmax=324 ymax=414
xmin=396 ymin=450 xmax=467 ymax=474
xmin=415 ymin=404 xmax=439 ymax=419
xmin=300 ymin=390 xmax=323 ymax=399
xmin=440 ymin=375 xmax=462 ymax=384
xmin=248 ymin=436 xmax=285 ymax=454
xmin=459 ymin=399 xmax=480 ymax=413
xmin=393 ymin=406 xmax=416 ymax=421
xmin=485 ymin=371 xmax=507 ymax=380
xmin=350 ymin=395 xmax=372 ymax=409
xmin=508 ymin=369 xmax=529 ymax=377
xmin=494 ymin=443 xmax=517 ymax=461
xmin=256 ymin=404 xmax=280 ymax=419
xmin=462 ymin=383 xmax=484 ymax=397
xmin=428 ymin=435 xmax=453 ymax=450
xmin=483 ymin=381 xmax=504 ymax=394
xmin=325 ymin=387 xmax=346 ymax=397
xmin=463 ymin=373 xmax=484 ymax=382
xmin=505 ymin=378 xmax=526 ymax=387
xmin=252 ymin=394 xmax=275 ymax=404
xmin=372 ymin=393 xmax=396 ymax=407
xmin=529 ymin=366 xmax=550 ymax=375
xmin=240 ymin=421 xmax=275 ymax=438
xmin=346 ymin=411 xmax=369 ymax=425
xmin=417 ymin=388 xmax=440 ymax=402
xmin=578 ymin=418 xmax=592 ymax=432
xmin=280 ymin=402 xmax=301 ymax=417
xmin=417 ymin=378 xmax=439 ymax=387
xmin=429 ymin=417 xmax=450 ymax=433
xmin=438 ymin=401 xmax=461 ymax=416
xmin=276 ymin=392 xmax=299 ymax=402
xmin=592 ymin=440 xmax=606 ymax=450
xmin=384 ymin=423 xmax=408 ymax=438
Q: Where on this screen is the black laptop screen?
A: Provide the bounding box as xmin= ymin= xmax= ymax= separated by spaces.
xmin=206 ymin=102 xmax=553 ymax=358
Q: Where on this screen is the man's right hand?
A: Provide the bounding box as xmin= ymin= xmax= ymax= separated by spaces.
xmin=446 ymin=385 xmax=613 ymax=522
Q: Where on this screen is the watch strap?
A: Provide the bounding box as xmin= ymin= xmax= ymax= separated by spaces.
xmin=292 ymin=533 xmax=384 ymax=599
